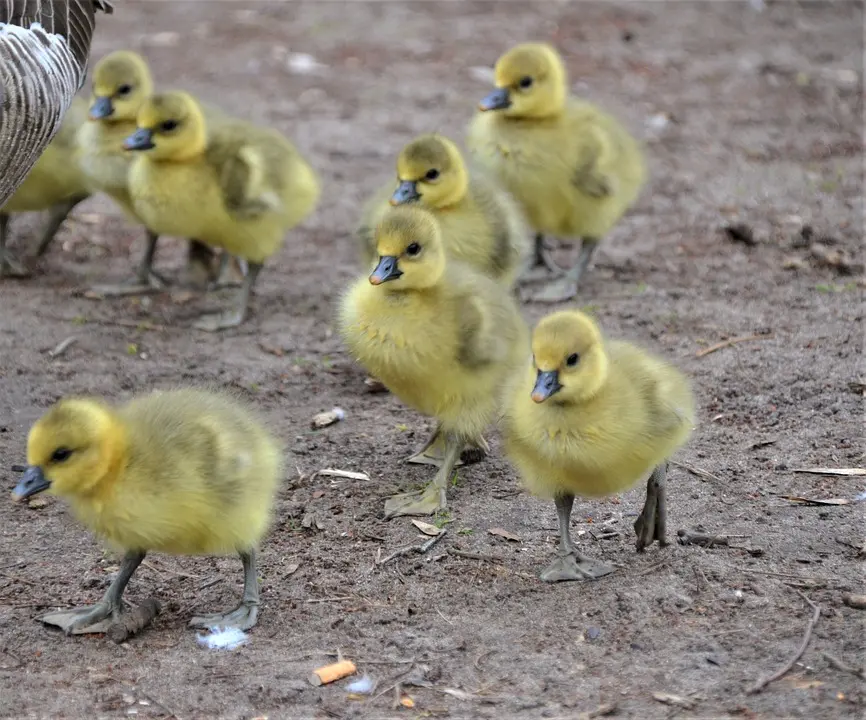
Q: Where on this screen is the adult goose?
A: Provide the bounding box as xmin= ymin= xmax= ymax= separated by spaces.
xmin=0 ymin=0 xmax=113 ymax=207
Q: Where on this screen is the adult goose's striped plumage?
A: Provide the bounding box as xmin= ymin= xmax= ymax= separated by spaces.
xmin=0 ymin=0 xmax=113 ymax=207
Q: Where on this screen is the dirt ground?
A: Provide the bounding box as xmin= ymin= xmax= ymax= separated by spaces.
xmin=0 ymin=1 xmax=863 ymax=718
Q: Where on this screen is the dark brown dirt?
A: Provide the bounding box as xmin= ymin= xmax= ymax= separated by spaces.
xmin=1 ymin=2 xmax=864 ymax=719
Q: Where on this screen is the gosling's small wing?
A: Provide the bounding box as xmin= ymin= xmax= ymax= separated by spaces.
xmin=0 ymin=0 xmax=113 ymax=206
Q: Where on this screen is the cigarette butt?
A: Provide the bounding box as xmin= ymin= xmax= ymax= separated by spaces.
xmin=308 ymin=659 xmax=357 ymax=686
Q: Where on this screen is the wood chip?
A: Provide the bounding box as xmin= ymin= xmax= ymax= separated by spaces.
xmin=311 ymin=408 xmax=345 ymax=429
xmin=311 ymin=468 xmax=370 ymax=481
xmin=488 ymin=528 xmax=521 ymax=542
xmin=652 ymin=692 xmax=696 ymax=710
xmin=411 ymin=520 xmax=442 ymax=537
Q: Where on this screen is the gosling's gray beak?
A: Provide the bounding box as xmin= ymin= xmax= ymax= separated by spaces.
xmin=123 ymin=128 xmax=155 ymax=151
xmin=531 ymin=370 xmax=562 ymax=403
xmin=89 ymin=95 xmax=114 ymax=120
xmin=390 ymin=181 xmax=421 ymax=206
xmin=369 ymin=256 xmax=402 ymax=285
xmin=478 ymin=87 xmax=512 ymax=111
xmin=12 ymin=466 xmax=50 ymax=501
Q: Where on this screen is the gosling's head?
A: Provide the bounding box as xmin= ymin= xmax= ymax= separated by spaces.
xmin=123 ymin=91 xmax=206 ymax=161
xmin=391 ymin=134 xmax=469 ymax=209
xmin=369 ymin=206 xmax=445 ymax=291
xmin=478 ymin=43 xmax=567 ymax=119
xmin=89 ymin=50 xmax=153 ymax=122
xmin=530 ymin=311 xmax=608 ymax=405
xmin=13 ymin=399 xmax=126 ymax=502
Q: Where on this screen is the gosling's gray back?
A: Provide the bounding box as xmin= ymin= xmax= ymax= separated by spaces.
xmin=0 ymin=0 xmax=112 ymax=206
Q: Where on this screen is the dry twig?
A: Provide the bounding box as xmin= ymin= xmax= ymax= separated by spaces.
xmin=670 ymin=459 xmax=725 ymax=485
xmin=746 ymin=590 xmax=821 ymax=694
xmin=448 ymin=548 xmax=504 ymax=563
xmin=821 ymin=652 xmax=866 ymax=680
xmin=696 ymin=332 xmax=773 ymax=358
xmin=47 ymin=336 xmax=77 ymax=358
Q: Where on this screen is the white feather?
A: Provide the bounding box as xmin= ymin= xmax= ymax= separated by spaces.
xmin=196 ymin=626 xmax=249 ymax=650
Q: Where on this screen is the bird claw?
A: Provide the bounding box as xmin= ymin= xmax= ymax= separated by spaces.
xmin=384 ymin=483 xmax=447 ymax=519
xmin=88 ymin=272 xmax=167 ymax=297
xmin=40 ymin=602 xmax=118 ymax=635
xmin=193 ymin=309 xmax=245 ymax=332
xmin=539 ymin=551 xmax=614 ymax=583
xmin=188 ymin=601 xmax=259 ymax=631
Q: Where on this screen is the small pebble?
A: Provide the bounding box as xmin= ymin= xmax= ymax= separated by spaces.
xmin=585 ymin=627 xmax=601 ymax=640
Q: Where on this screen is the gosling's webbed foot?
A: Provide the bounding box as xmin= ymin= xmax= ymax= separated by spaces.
xmin=634 ymin=464 xmax=668 ymax=552
xmin=384 ymin=482 xmax=447 ymax=519
xmin=539 ymin=551 xmax=615 ymax=583
xmin=0 ymin=252 xmax=30 ymax=278
xmin=188 ymin=600 xmax=259 ymax=631
xmin=40 ymin=601 xmax=119 ymax=635
xmin=406 ymin=433 xmax=488 ymax=468
xmin=89 ymin=271 xmax=168 ymax=297
xmin=520 ymin=264 xmax=559 ymax=283
xmin=530 ymin=277 xmax=580 ymax=304
xmin=193 ymin=308 xmax=246 ymax=332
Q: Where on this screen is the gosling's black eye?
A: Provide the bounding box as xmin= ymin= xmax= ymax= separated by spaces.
xmin=566 ymin=353 xmax=579 ymax=367
xmin=425 ymin=169 xmax=440 ymax=181
xmin=519 ymin=76 xmax=533 ymax=89
xmin=406 ymin=242 xmax=421 ymax=256
xmin=117 ymin=84 xmax=133 ymax=96
xmin=160 ymin=120 xmax=179 ymax=132
xmin=51 ymin=447 xmax=72 ymax=463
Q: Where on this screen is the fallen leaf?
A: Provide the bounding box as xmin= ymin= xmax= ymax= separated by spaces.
xmin=400 ymin=696 xmax=415 ymax=708
xmin=311 ymin=468 xmax=370 ymax=481
xmin=411 ymin=520 xmax=442 ymax=537
xmin=301 ymin=513 xmax=324 ymax=531
xmin=258 ymin=342 xmax=285 ymax=357
xmin=488 ymin=528 xmax=521 ymax=542
xmin=364 ymin=377 xmax=388 ymax=393
xmin=652 ymin=692 xmax=696 ymax=710
xmin=170 ymin=290 xmax=195 ymax=305
xmin=841 ymin=593 xmax=866 ymax=610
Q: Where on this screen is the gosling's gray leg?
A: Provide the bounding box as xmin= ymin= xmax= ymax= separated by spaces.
xmin=531 ymin=237 xmax=599 ymax=304
xmin=184 ymin=239 xmax=217 ymax=288
xmin=90 ymin=230 xmax=168 ymax=296
xmin=520 ymin=233 xmax=562 ymax=282
xmin=35 ymin=195 xmax=88 ymax=257
xmin=540 ymin=493 xmax=615 ymax=582
xmin=189 ymin=549 xmax=260 ymax=630
xmin=385 ymin=431 xmax=463 ymax=519
xmin=194 ymin=261 xmax=261 ymax=332
xmin=634 ymin=462 xmax=669 ymax=551
xmin=406 ymin=422 xmax=489 ymax=467
xmin=40 ymin=550 xmax=146 ymax=634
xmin=0 ymin=214 xmax=29 ymax=277
xmin=209 ymin=251 xmax=247 ymax=289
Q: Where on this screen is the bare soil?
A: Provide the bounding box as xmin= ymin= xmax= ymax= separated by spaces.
xmin=0 ymin=2 xmax=864 ymax=719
